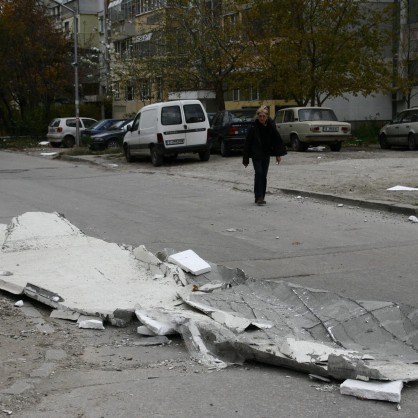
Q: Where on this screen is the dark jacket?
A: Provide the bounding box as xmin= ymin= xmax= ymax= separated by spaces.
xmin=242 ymin=117 xmax=287 ymax=165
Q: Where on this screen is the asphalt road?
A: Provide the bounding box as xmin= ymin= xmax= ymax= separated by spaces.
xmin=0 ymin=149 xmax=418 ymax=417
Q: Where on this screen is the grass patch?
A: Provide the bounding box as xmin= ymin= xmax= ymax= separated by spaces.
xmin=0 ymin=136 xmax=44 ymax=150
xmin=60 ymin=146 xmax=123 ymax=158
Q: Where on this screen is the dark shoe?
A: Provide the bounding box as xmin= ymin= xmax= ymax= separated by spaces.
xmin=259 ymin=199 xmax=266 ymax=205
xmin=255 ymin=198 xmax=264 ymax=205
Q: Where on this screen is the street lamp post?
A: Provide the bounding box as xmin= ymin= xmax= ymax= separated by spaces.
xmin=51 ymin=0 xmax=80 ymax=146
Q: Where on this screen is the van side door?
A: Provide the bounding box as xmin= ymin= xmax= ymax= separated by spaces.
xmin=139 ymin=108 xmax=158 ymax=146
xmin=182 ymin=103 xmax=208 ymax=146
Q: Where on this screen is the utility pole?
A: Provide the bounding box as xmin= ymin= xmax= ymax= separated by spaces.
xmin=50 ymin=0 xmax=80 ymax=146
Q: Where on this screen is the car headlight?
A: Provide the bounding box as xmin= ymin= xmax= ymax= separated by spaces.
xmin=92 ymin=137 xmax=104 ymax=142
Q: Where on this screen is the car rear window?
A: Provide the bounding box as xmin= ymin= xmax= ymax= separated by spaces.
xmin=184 ymin=104 xmax=206 ymax=124
xmin=49 ymin=119 xmax=61 ymax=127
xmin=161 ymin=106 xmax=182 ymax=125
xmin=230 ymin=111 xmax=255 ymax=122
xmin=299 ymin=109 xmax=337 ymax=122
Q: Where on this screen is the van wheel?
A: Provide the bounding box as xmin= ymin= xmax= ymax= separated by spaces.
xmin=220 ymin=140 xmax=231 ymax=157
xmin=290 ymin=135 xmax=308 ymax=152
xmin=329 ymin=142 xmax=342 ymax=152
xmin=63 ymin=135 xmax=75 ymax=148
xmin=151 ymin=147 xmax=163 ymax=167
xmin=199 ymin=149 xmax=210 ymax=162
xmin=124 ymin=144 xmax=134 ymax=162
xmin=408 ymin=134 xmax=417 ymax=151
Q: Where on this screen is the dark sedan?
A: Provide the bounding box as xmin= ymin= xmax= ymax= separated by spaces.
xmin=89 ymin=119 xmax=133 ymax=151
xmin=211 ymin=109 xmax=256 ymax=156
xmin=81 ymin=118 xmax=124 ymax=139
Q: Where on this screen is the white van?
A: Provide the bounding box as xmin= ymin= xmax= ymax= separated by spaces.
xmin=123 ymin=100 xmax=212 ymax=166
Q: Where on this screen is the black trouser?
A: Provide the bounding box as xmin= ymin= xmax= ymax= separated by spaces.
xmin=252 ymin=157 xmax=270 ymax=201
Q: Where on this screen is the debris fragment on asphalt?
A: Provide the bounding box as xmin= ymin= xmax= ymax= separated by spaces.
xmin=340 ymin=379 xmax=403 ymax=403
xmin=78 ymin=319 xmax=105 ymax=330
xmin=387 ymin=185 xmax=418 ymax=191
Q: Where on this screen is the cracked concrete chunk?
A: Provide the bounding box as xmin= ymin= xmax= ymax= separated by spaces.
xmin=50 ymin=310 xmax=80 ymax=321
xmin=168 ymin=249 xmax=211 ymax=275
xmin=78 ymin=319 xmax=105 ymax=330
xmin=340 ymin=379 xmax=403 ymax=403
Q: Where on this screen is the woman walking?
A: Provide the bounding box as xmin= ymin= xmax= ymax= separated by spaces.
xmin=242 ymin=105 xmax=287 ymax=205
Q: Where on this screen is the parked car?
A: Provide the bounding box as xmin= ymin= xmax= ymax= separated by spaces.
xmin=89 ymin=119 xmax=133 ymax=151
xmin=207 ymin=112 xmax=216 ymax=126
xmin=274 ymin=107 xmax=352 ymax=152
xmin=123 ymin=100 xmax=211 ymax=166
xmin=211 ymin=109 xmax=256 ymax=156
xmin=81 ymin=118 xmax=124 ymax=139
xmin=47 ymin=117 xmax=97 ymax=148
xmin=378 ymin=108 xmax=418 ymax=150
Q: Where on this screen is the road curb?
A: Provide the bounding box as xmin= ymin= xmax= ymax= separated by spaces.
xmin=277 ymin=188 xmax=418 ymax=216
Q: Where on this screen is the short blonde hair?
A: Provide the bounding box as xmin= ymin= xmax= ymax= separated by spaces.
xmin=256 ymin=105 xmax=269 ymax=116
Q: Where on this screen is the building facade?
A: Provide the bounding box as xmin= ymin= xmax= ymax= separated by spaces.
xmin=48 ymin=0 xmax=418 ymax=123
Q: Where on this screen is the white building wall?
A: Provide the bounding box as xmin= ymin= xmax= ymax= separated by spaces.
xmin=323 ymin=93 xmax=393 ymax=122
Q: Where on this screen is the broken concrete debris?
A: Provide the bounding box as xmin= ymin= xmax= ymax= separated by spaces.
xmin=78 ymin=319 xmax=105 ymax=330
xmin=168 ymin=249 xmax=212 ymax=275
xmin=1 ymin=212 xmax=418 ymax=400
xmin=340 ymin=379 xmax=403 ymax=403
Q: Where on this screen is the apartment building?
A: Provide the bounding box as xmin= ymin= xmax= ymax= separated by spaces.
xmin=46 ymin=0 xmax=107 ymax=111
xmin=48 ymin=0 xmax=418 ymax=123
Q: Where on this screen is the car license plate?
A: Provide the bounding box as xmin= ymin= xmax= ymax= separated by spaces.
xmin=323 ymin=126 xmax=339 ymax=132
xmin=166 ymin=139 xmax=184 ymax=145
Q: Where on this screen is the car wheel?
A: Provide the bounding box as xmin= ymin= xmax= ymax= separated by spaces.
xmin=329 ymin=142 xmax=342 ymax=152
xmin=220 ymin=140 xmax=231 ymax=157
xmin=408 ymin=134 xmax=417 ymax=151
xmin=107 ymin=139 xmax=120 ymax=149
xmin=62 ymin=135 xmax=75 ymax=148
xmin=123 ymin=144 xmax=134 ymax=162
xmin=290 ymin=135 xmax=308 ymax=152
xmin=150 ymin=146 xmax=163 ymax=167
xmin=379 ymin=134 xmax=391 ymax=149
xmin=199 ymin=149 xmax=210 ymax=161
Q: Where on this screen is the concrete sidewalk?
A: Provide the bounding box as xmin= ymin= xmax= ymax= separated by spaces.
xmin=56 ymin=146 xmax=418 ymax=216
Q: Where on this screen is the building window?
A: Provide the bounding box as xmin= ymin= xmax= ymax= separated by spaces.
xmin=126 ymin=85 xmax=134 ymax=101
xmin=233 ymin=88 xmax=240 ymax=101
xmin=98 ymin=16 xmax=105 ymax=34
xmin=249 ymin=86 xmax=259 ymax=101
xmin=156 ymin=77 xmax=163 ymax=101
xmin=140 ymin=80 xmax=151 ymax=101
xmin=114 ymin=82 xmax=120 ymax=101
